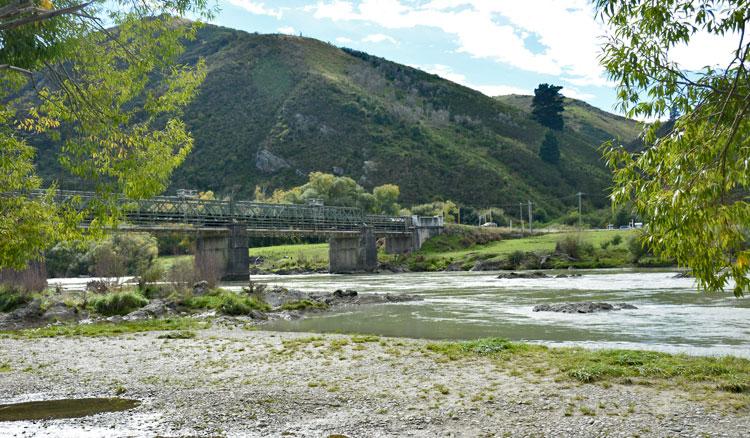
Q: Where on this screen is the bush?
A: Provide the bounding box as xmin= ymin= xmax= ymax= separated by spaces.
xmin=507 ymin=250 xmax=525 ymax=268
xmin=555 ymin=236 xmax=593 ymax=259
xmin=611 ymin=235 xmax=623 ymax=246
xmin=183 ymin=290 xmax=269 ymax=315
xmin=168 ymin=259 xmax=197 ymax=292
xmin=0 ymin=286 xmax=30 ymax=312
xmin=89 ymin=292 xmax=148 ymax=316
xmin=628 ymin=234 xmax=650 ymax=263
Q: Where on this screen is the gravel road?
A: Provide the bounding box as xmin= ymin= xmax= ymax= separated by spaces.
xmin=0 ymin=326 xmax=747 ymax=437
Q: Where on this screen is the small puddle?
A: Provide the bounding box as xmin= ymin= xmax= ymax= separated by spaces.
xmin=0 ymin=398 xmax=140 ymax=421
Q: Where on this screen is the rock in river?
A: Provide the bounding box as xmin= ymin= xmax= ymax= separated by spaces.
xmin=497 ymin=271 xmax=550 ymax=279
xmin=533 ymin=302 xmax=638 ymax=313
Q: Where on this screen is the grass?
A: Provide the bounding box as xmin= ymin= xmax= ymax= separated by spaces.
xmin=157 ymin=330 xmax=197 ymax=339
xmin=0 ymin=318 xmax=208 ymax=338
xmin=424 ymin=338 xmax=750 ymax=406
xmin=154 ymin=255 xmax=193 ymax=271
xmin=88 ymin=292 xmax=148 ymax=316
xmin=183 ymin=290 xmax=270 ymax=315
xmin=249 ymin=243 xmax=329 ymax=273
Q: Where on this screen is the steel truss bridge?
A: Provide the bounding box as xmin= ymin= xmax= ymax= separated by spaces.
xmin=37 ymin=191 xmax=442 ymax=237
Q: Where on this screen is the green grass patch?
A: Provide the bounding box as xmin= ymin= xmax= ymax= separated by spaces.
xmin=424 ymin=338 xmax=750 ymax=402
xmin=183 ymin=290 xmax=270 ymax=315
xmin=0 ymin=318 xmax=208 ymax=338
xmin=249 ymin=243 xmax=328 ymax=272
xmin=88 ymin=292 xmax=148 ymax=316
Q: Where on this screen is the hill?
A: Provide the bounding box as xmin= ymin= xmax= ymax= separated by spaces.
xmin=33 ymin=23 xmax=641 ymax=217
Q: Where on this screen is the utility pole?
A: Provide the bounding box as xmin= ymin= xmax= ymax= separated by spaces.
xmin=577 ymin=192 xmax=583 ymax=230
xmin=519 ymin=202 xmax=525 ymax=233
xmin=528 ymin=200 xmax=533 ymax=233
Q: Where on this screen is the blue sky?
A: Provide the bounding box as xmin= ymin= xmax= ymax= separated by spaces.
xmin=210 ymin=0 xmax=737 ymax=115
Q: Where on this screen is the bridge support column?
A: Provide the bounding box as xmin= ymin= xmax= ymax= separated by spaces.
xmin=196 ymin=225 xmax=249 ymax=282
xmin=385 ymin=235 xmax=415 ymax=254
xmin=226 ymin=225 xmax=250 ymax=281
xmin=329 ymin=227 xmax=377 ymax=273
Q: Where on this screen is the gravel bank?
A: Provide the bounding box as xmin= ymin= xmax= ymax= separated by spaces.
xmin=0 ymin=327 xmax=747 ymax=437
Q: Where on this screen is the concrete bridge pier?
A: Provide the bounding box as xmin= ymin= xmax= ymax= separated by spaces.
xmin=385 ymin=235 xmax=415 ymax=254
xmin=195 ymin=225 xmax=249 ymax=282
xmin=329 ymin=227 xmax=378 ymax=273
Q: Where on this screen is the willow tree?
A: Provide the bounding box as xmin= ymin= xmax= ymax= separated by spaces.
xmin=0 ymin=0 xmax=212 ymax=269
xmin=596 ymin=0 xmax=750 ymax=295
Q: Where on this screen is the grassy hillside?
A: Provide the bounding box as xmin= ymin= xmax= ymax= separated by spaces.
xmin=33 ymin=23 xmax=641 ymax=216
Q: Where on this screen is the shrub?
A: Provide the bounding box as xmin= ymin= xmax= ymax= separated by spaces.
xmin=279 ymin=299 xmax=328 ymax=311
xmin=507 ymin=250 xmax=525 ymax=268
xmin=611 ymin=235 xmax=623 ymax=246
xmin=555 ymin=236 xmax=593 ymax=259
xmin=0 ymin=286 xmax=30 ymax=312
xmin=183 ymin=290 xmax=269 ymax=315
xmin=168 ymin=259 xmax=197 ymax=292
xmin=89 ymin=292 xmax=148 ymax=316
xmin=628 ymin=234 xmax=650 ymax=263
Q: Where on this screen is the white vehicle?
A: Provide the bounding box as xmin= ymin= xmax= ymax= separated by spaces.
xmin=481 ymin=222 xmax=498 ymax=227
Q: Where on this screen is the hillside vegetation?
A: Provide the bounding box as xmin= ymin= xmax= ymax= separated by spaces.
xmin=33 ymin=23 xmax=641 ymax=216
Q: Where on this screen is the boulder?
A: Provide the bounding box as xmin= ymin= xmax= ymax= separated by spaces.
xmin=11 ymin=298 xmax=43 ymax=320
xmin=255 ymin=149 xmax=290 ymax=173
xmin=42 ymin=302 xmax=79 ymax=323
xmin=333 ymin=289 xmax=357 ymax=299
xmin=124 ymin=299 xmax=170 ymax=320
xmin=497 ymin=271 xmax=549 ymax=279
xmin=193 ymin=281 xmax=209 ymax=296
xmin=256 ymin=287 xmax=307 ymax=308
xmin=533 ymin=302 xmax=638 ymax=313
xmin=470 ymin=260 xmax=505 ymax=271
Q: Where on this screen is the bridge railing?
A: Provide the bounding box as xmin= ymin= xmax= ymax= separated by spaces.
xmin=21 ymin=190 xmax=440 ymax=234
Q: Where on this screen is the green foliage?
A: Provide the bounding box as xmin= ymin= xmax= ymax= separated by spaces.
xmin=46 ymin=233 xmax=158 ymax=278
xmin=89 ymin=292 xmax=148 ymax=316
xmin=183 ymin=290 xmax=270 ymax=315
xmin=597 ymin=0 xmax=750 ymax=295
xmin=531 ymin=84 xmax=565 ymax=130
xmin=539 ymin=131 xmax=560 ymax=164
xmin=0 ymin=1 xmax=211 ymax=270
xmin=0 ymin=286 xmax=30 ymax=312
xmin=555 ymin=236 xmax=594 ymax=259
xmin=263 ymin=172 xmax=401 ymax=214
xmin=157 ymin=330 xmax=196 ymax=339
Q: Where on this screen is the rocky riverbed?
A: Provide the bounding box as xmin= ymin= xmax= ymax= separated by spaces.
xmin=0 ymin=327 xmax=748 ymax=437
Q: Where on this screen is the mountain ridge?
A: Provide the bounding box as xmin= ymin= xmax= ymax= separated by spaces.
xmin=33 ymin=23 xmax=641 ymax=217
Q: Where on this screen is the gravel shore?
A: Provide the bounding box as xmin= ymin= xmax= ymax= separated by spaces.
xmin=1 ymin=326 xmax=747 ymax=437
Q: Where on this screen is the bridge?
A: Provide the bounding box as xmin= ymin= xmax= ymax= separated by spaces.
xmin=41 ymin=191 xmax=444 ymax=279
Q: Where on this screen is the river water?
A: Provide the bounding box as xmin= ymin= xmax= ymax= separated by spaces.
xmin=238 ymin=269 xmax=750 ymax=358
xmin=48 ymin=269 xmax=750 ymax=358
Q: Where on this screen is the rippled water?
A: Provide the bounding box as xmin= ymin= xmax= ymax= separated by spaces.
xmin=243 ymin=269 xmax=750 ymax=358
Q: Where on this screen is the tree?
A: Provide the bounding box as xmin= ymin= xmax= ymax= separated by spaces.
xmin=0 ymin=1 xmax=212 ymax=270
xmin=596 ymin=0 xmax=750 ymax=295
xmin=531 ymin=83 xmax=565 ymax=130
xmin=539 ymin=131 xmax=560 ymax=164
xmin=373 ymin=184 xmax=401 ymax=216
xmin=267 ymin=172 xmax=402 ymax=215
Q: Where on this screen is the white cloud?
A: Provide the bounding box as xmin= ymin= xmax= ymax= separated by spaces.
xmin=229 ymin=0 xmax=284 ymax=19
xmin=277 ymin=26 xmax=296 ymax=35
xmin=415 ymin=63 xmax=529 ymax=97
xmin=362 ymin=33 xmax=398 ymax=44
xmin=560 ymin=86 xmax=595 ymax=101
xmin=670 ymin=31 xmax=739 ymax=70
xmin=309 ymin=0 xmax=608 ymax=84
xmin=336 ymin=36 xmax=354 ymax=44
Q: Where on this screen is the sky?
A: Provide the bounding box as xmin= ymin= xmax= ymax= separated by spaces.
xmin=210 ymin=0 xmax=739 ymax=115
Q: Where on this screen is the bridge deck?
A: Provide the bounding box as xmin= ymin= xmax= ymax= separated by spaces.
xmin=37 ymin=191 xmax=441 ymax=236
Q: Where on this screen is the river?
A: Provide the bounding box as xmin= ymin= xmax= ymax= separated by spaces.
xmin=234 ymin=269 xmax=750 ymax=358
xmin=48 ymin=269 xmax=750 ymax=358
